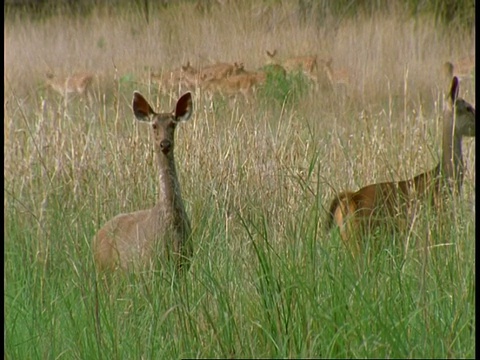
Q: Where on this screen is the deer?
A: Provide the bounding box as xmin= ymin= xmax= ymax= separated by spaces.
xmin=265 ymin=49 xmax=318 ymax=82
xmin=151 ymin=61 xmax=199 ymax=93
xmin=326 ymin=77 xmax=475 ymax=255
xmin=92 ymin=92 xmax=194 ymax=272
xmin=444 ymin=55 xmax=475 ymax=82
xmin=45 ymin=71 xmax=95 ymax=104
xmin=320 ymin=57 xmax=351 ymax=96
xmin=202 ymin=71 xmax=266 ymax=101
xmin=198 ymin=61 xmax=246 ymax=82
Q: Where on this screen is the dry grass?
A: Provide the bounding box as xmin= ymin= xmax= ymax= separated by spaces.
xmin=4 ymin=0 xmax=476 ymax=246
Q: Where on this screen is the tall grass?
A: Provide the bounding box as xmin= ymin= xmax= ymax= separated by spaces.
xmin=4 ymin=1 xmax=475 ymax=358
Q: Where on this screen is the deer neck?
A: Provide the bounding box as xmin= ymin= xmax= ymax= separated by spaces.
xmin=441 ymin=110 xmax=464 ymax=191
xmin=155 ymin=153 xmax=185 ymax=214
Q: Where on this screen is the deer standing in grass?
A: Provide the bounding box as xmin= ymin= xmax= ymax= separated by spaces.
xmin=93 ymin=92 xmax=194 ymax=272
xmin=327 ymin=77 xmax=475 ymax=254
xmin=45 ymin=71 xmax=94 ymax=104
xmin=320 ymin=58 xmax=351 ymax=97
xmin=151 ymin=61 xmax=199 ymax=93
xmin=199 ymin=61 xmax=246 ymax=82
xmin=266 ymin=49 xmax=318 ymax=82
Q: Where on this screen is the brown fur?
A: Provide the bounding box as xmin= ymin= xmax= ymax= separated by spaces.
xmin=45 ymin=71 xmax=94 ymax=101
xmin=266 ymin=49 xmax=318 ymax=81
xmin=202 ymin=71 xmax=266 ymax=99
xmin=92 ymin=92 xmax=194 ymax=272
xmin=198 ymin=61 xmax=246 ymax=82
xmin=442 ymin=56 xmax=475 ymax=98
xmin=151 ymin=61 xmax=199 ymax=92
xmin=327 ymin=77 xmax=475 ymax=253
xmin=320 ymin=58 xmax=351 ymax=92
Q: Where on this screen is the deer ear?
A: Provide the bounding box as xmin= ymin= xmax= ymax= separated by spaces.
xmin=450 ymin=76 xmax=459 ymax=103
xmin=266 ymin=49 xmax=276 ymax=58
xmin=132 ymin=91 xmax=155 ymax=121
xmin=182 ymin=61 xmax=191 ymax=71
xmin=174 ymin=92 xmax=193 ymax=122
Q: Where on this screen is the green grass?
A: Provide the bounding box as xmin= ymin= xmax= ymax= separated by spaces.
xmin=256 ymin=68 xmax=313 ymax=109
xmin=5 ymin=190 xmax=475 ymax=358
xmin=4 ymin=1 xmax=475 ymax=358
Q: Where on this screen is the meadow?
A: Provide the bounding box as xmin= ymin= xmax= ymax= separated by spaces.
xmin=4 ymin=1 xmax=475 ymax=358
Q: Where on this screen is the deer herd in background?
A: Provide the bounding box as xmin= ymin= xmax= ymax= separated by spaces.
xmin=149 ymin=49 xmax=353 ymax=99
xmin=40 ymin=51 xmax=476 ymax=272
xmin=44 ymin=51 xmax=474 ymax=106
xmin=43 ymin=49 xmax=360 ymax=104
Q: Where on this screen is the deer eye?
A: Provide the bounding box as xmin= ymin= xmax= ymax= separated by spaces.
xmin=152 ymin=123 xmax=158 ymax=130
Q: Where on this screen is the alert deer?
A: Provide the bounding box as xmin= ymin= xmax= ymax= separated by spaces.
xmin=266 ymin=49 xmax=318 ymax=82
xmin=93 ymin=92 xmax=194 ymax=272
xmin=45 ymin=71 xmax=94 ymax=104
xmin=326 ymin=77 xmax=475 ymax=254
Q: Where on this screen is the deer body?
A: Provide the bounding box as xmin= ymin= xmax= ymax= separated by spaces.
xmin=282 ymin=56 xmax=318 ymax=75
xmin=152 ymin=62 xmax=199 ymax=92
xmin=327 ymin=77 xmax=475 ymax=251
xmin=202 ymin=71 xmax=266 ymax=99
xmin=46 ymin=71 xmax=94 ymax=102
xmin=93 ymin=92 xmax=193 ymax=271
xmin=199 ymin=62 xmax=245 ymax=82
xmin=320 ymin=58 xmax=351 ymax=93
xmin=266 ymin=49 xmax=318 ymax=81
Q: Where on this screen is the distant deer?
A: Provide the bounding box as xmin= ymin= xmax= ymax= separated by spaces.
xmin=266 ymin=49 xmax=318 ymax=82
xmin=202 ymin=71 xmax=266 ymax=101
xmin=198 ymin=61 xmax=246 ymax=82
xmin=443 ymin=55 xmax=475 ymax=82
xmin=45 ymin=71 xmax=94 ymax=104
xmin=151 ymin=61 xmax=199 ymax=93
xmin=320 ymin=57 xmax=351 ymax=97
xmin=326 ymin=77 xmax=475 ymax=254
xmin=93 ymin=92 xmax=194 ymax=272
xmin=442 ymin=57 xmax=475 ymax=103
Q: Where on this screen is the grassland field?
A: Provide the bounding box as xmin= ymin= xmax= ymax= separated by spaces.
xmin=4 ymin=1 xmax=476 ymax=358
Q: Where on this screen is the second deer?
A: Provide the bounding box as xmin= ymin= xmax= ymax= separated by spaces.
xmin=326 ymin=77 xmax=475 ymax=255
xmin=266 ymin=49 xmax=318 ymax=82
xmin=202 ymin=71 xmax=267 ymax=101
xmin=45 ymin=71 xmax=95 ymax=104
xmin=198 ymin=61 xmax=246 ymax=82
xmin=320 ymin=58 xmax=351 ymax=97
xmin=93 ymin=92 xmax=194 ymax=272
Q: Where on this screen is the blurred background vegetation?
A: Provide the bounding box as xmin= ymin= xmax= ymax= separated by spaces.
xmin=5 ymin=0 xmax=476 ymax=30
